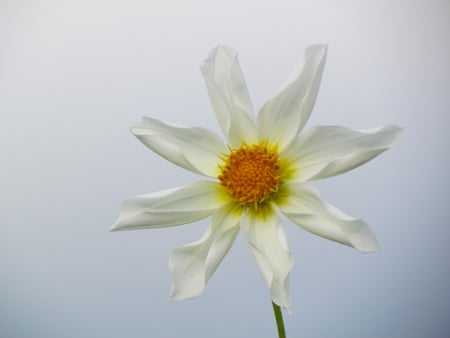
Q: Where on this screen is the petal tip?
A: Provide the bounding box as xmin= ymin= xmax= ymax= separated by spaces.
xmin=353 ymin=236 xmax=380 ymax=253
xmin=129 ymin=116 xmax=150 ymax=135
xmin=169 ymin=286 xmax=201 ymax=301
xmin=306 ymin=44 xmax=328 ymax=56
xmin=273 ymin=299 xmax=292 ymax=313
xmin=202 ymin=44 xmax=235 ymax=66
xmin=109 ymin=222 xmax=126 ymax=232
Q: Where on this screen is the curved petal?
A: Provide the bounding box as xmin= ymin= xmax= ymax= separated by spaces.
xmin=201 ymin=45 xmax=258 ymax=147
xmin=257 ymin=45 xmax=327 ymax=151
xmin=169 ymin=203 xmax=242 ymax=300
xmin=241 ymin=205 xmax=293 ymax=310
xmin=110 ymin=181 xmax=227 ymax=231
xmin=282 ymin=124 xmax=403 ymax=182
xmin=278 ymin=183 xmax=378 ymax=253
xmin=131 ymin=117 xmax=227 ymax=177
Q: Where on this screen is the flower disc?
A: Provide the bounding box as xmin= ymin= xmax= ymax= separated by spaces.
xmin=219 ymin=142 xmax=281 ymax=207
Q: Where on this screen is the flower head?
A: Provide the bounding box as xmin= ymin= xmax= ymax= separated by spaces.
xmin=111 ymin=45 xmax=402 ymax=310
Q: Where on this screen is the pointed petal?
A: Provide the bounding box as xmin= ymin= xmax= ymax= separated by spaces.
xmin=278 ymin=183 xmax=378 ymax=253
xmin=283 ymin=125 xmax=403 ymax=182
xmin=257 ymin=45 xmax=327 ymax=150
xmin=110 ymin=181 xmax=227 ymax=231
xmin=131 ymin=117 xmax=227 ymax=177
xmin=201 ymin=45 xmax=258 ymax=147
xmin=169 ymin=203 xmax=242 ymax=300
xmin=241 ymin=205 xmax=293 ymax=310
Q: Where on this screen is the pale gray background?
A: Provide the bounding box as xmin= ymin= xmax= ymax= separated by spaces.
xmin=1 ymin=0 xmax=449 ymax=337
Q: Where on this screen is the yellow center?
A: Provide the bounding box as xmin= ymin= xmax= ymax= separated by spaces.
xmin=218 ymin=142 xmax=281 ymax=207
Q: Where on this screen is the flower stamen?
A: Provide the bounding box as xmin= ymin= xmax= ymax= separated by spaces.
xmin=219 ymin=142 xmax=281 ymax=207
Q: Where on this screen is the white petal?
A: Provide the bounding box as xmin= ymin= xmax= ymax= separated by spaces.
xmin=283 ymin=124 xmax=403 ymax=182
xmin=169 ymin=203 xmax=242 ymax=300
xmin=257 ymin=45 xmax=327 ymax=151
xmin=241 ymin=205 xmax=293 ymax=310
xmin=110 ymin=181 xmax=226 ymax=231
xmin=278 ymin=183 xmax=378 ymax=253
xmin=131 ymin=117 xmax=227 ymax=177
xmin=201 ymin=45 xmax=258 ymax=147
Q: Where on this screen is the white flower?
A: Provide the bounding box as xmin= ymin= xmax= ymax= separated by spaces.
xmin=111 ymin=45 xmax=402 ymax=311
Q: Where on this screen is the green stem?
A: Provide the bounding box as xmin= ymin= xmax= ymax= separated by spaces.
xmin=272 ymin=302 xmax=286 ymax=338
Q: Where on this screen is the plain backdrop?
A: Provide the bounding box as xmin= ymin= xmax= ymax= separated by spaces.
xmin=1 ymin=1 xmax=449 ymax=337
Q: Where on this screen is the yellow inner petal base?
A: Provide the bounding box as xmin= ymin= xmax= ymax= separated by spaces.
xmin=219 ymin=142 xmax=281 ymax=207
